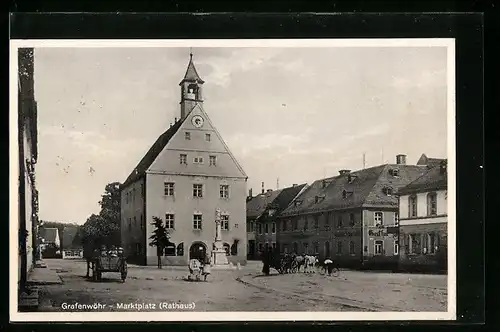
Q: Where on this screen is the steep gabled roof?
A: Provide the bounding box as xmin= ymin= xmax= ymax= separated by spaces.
xmin=417 ymin=153 xmax=446 ymax=168
xmin=41 ymin=228 xmax=59 ymax=243
xmin=279 ymin=164 xmax=429 ymax=216
xmin=122 ymin=118 xmax=185 ymax=187
xmin=279 ymin=176 xmax=338 ymax=216
xmin=246 ymin=189 xmax=283 ymax=219
xmin=62 ymin=225 xmax=80 ymax=249
xmin=272 ymin=184 xmax=307 ymax=213
xmin=180 ymin=54 xmax=205 ymax=84
xmin=397 ymin=163 xmax=447 ymax=195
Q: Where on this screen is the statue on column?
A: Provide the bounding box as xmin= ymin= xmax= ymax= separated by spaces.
xmin=211 ymin=207 xmax=228 ymax=266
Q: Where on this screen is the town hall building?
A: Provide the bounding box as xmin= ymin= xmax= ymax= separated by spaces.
xmin=120 ymin=53 xmax=248 ymax=266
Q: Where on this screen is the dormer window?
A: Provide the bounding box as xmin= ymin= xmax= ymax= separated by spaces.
xmin=342 ymin=190 xmax=347 ymax=199
xmin=347 ymin=174 xmax=357 ymax=183
xmin=383 ymin=187 xmax=394 ymax=196
xmin=315 ymin=196 xmax=319 ymax=204
xmin=294 ymin=200 xmax=302 ymax=207
xmin=389 ymin=168 xmax=399 ymax=177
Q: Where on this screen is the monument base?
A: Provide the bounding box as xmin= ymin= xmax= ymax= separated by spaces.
xmin=211 ymin=249 xmax=229 ymax=266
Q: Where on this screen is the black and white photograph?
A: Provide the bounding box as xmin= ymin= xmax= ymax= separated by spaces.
xmin=11 ymin=39 xmax=456 ymax=321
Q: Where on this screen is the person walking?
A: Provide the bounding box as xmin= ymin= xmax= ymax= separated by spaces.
xmin=202 ymin=253 xmax=212 ymax=281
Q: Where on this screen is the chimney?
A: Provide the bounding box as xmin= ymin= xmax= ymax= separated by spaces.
xmin=440 ymin=160 xmax=447 ymax=174
xmin=261 ymin=182 xmax=265 ymax=194
xmin=292 ymin=184 xmax=297 ymax=187
xmin=339 ymin=169 xmax=351 ymax=175
xmin=174 ymin=117 xmax=177 ymax=123
xmin=267 ymin=189 xmax=272 ymax=193
xmin=248 ymin=188 xmax=253 ymax=198
xmin=396 ymin=154 xmax=407 ymax=165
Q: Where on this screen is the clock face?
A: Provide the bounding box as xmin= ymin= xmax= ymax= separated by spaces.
xmin=192 ymin=115 xmax=204 ymax=128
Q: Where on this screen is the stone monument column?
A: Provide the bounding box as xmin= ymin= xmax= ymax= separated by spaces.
xmin=211 ymin=208 xmax=229 ymax=266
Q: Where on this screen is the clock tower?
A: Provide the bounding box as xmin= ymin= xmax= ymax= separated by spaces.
xmin=180 ymin=51 xmax=204 ymax=120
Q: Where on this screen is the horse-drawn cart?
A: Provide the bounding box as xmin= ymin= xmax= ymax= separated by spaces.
xmin=90 ymin=254 xmax=127 ymax=282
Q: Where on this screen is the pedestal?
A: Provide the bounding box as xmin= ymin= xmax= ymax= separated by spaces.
xmin=211 ymin=241 xmax=229 ymax=266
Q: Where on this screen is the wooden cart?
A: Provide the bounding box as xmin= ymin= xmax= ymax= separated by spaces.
xmin=91 ymin=255 xmax=127 ymax=282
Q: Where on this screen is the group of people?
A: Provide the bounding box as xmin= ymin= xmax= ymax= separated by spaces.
xmin=97 ymin=245 xmax=124 ymax=258
xmin=188 ymin=253 xmax=212 ymax=281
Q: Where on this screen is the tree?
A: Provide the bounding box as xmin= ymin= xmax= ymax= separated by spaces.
xmin=149 ymin=216 xmax=170 ymax=269
xmin=80 ymin=182 xmax=122 ymax=252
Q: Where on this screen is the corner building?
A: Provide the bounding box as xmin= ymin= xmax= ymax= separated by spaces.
xmin=121 ymin=54 xmax=248 ymax=266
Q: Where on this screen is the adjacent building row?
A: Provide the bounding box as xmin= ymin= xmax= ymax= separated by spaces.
xmin=246 ymin=154 xmax=448 ymax=271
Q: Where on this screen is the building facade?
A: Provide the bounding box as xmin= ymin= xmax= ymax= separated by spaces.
xmin=277 ymin=155 xmax=428 ymax=268
xmin=18 ymin=47 xmax=39 ymax=295
xmin=246 ymin=184 xmax=306 ymax=259
xmin=397 ymin=160 xmax=448 ymax=272
xmin=121 ymin=54 xmax=248 ymax=266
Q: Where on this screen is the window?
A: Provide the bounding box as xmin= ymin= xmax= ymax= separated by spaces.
xmin=395 ymin=212 xmax=399 ymax=225
xmin=250 ymin=222 xmax=255 ymax=232
xmin=292 ymin=219 xmax=298 ymax=231
xmin=272 ymin=242 xmax=277 ymax=251
xmin=180 ymin=154 xmax=187 ymax=165
xmin=374 ymin=212 xmax=383 ymax=226
xmin=337 ymin=215 xmax=343 ymax=228
xmin=209 ymin=155 xmax=216 ymax=166
xmin=220 ymin=184 xmax=229 ymax=198
xmin=349 ymin=241 xmax=355 ymax=254
xmin=349 ymin=213 xmax=355 ymax=226
xmin=374 ymin=240 xmax=384 ymax=255
xmin=428 ymin=233 xmax=436 ymax=254
xmin=394 ymin=240 xmax=399 ymax=255
xmin=176 ymin=243 xmax=184 ymax=256
xmin=133 ymin=188 xmax=136 ymax=202
xmin=282 ymin=220 xmax=288 ymax=231
xmin=303 ymin=242 xmax=309 ymax=254
xmin=293 ymin=242 xmax=298 ymax=253
xmin=140 ymin=214 xmax=144 ymax=229
xmin=389 ymin=168 xmax=399 ymax=177
xmin=427 ymin=192 xmax=437 ymax=216
xmin=185 ymin=132 xmax=191 ymax=140
xmin=325 ymin=213 xmax=331 ymax=229
xmin=264 ymin=223 xmax=269 ymax=234
xmin=336 ymin=241 xmax=342 ymax=254
xmin=303 ymin=219 xmax=308 ymax=231
xmin=258 ymin=243 xmax=263 ymax=252
xmin=272 ymin=222 xmax=276 ymax=234
xmin=409 ymin=195 xmax=418 ymax=217
xmin=128 ymin=218 xmax=131 ymax=231
xmin=314 ymin=215 xmax=319 ymax=229
xmin=221 ymin=215 xmax=229 ymax=231
xmin=231 ymin=241 xmax=238 ymax=255
xmin=258 ymin=223 xmax=263 ymax=235
xmin=140 ymin=184 xmax=144 ymax=198
xmin=193 ymin=157 xmax=204 ymax=164
xmin=165 ymin=214 xmax=175 ymax=229
xmin=409 ymin=234 xmax=420 ymax=254
xmin=383 ymin=187 xmax=393 ymax=196
xmin=164 ymin=182 xmax=174 ymax=196
xmin=134 ymin=216 xmax=137 ymax=227
xmin=193 ymin=184 xmax=203 ymax=198
xmin=193 ymin=214 xmax=202 ymax=230
xmin=205 ymin=133 xmax=211 ymax=142
xmin=164 ymin=242 xmax=176 ymax=256
xmin=313 ymin=242 xmax=319 ymax=255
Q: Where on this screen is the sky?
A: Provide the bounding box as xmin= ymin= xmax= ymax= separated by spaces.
xmin=33 ymin=46 xmax=448 ymax=225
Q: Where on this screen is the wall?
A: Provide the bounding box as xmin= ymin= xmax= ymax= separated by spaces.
xmin=362 ymin=208 xmax=399 ymax=265
xmin=399 ymin=190 xmax=447 ymax=220
xmin=120 ymin=178 xmax=146 ymax=264
xmin=23 ymin=125 xmax=34 ymax=273
xmin=146 ymin=173 xmax=247 ymax=265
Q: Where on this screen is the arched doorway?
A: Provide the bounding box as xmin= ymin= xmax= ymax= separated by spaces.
xmin=189 ymin=242 xmax=207 ymax=261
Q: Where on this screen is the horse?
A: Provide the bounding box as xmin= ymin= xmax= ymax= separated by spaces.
xmin=83 ymin=243 xmax=99 ymax=278
xmin=303 ymin=255 xmax=318 ymax=273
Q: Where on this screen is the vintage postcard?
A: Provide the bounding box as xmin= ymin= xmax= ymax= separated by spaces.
xmin=10 ymin=39 xmax=456 ymax=321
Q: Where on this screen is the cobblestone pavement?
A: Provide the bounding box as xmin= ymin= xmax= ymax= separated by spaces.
xmin=37 ymin=259 xmax=446 ymax=312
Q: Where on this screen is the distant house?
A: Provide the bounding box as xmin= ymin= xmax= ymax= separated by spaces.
xmin=40 ymin=228 xmax=61 ymax=259
xmin=397 ymin=160 xmax=448 ymax=272
xmin=41 ymin=228 xmax=60 ymax=247
xmin=62 ymin=225 xmax=83 ymax=259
